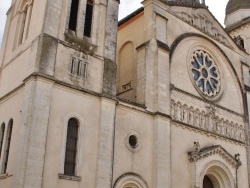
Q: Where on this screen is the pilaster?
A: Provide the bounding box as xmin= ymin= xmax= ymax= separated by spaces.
xmin=102 ymin=0 xmax=119 ymax=97
xmin=96 ymin=98 xmax=116 ymax=188
xmin=13 ymin=76 xmax=54 ymax=188
xmin=153 ymin=116 xmax=171 ymax=188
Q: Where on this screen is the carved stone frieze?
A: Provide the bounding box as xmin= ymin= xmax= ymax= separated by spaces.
xmin=171 ymin=89 xmax=244 ymax=123
xmin=171 ymin=97 xmax=246 ymax=142
xmin=172 ymin=11 xmax=231 ymax=48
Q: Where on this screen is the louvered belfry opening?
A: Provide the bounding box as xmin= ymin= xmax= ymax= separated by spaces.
xmin=69 ymin=0 xmax=80 ymax=32
xmin=64 ymin=118 xmax=79 ymax=176
xmin=3 ymin=120 xmax=13 ymax=174
xmin=84 ymin=0 xmax=94 ymax=37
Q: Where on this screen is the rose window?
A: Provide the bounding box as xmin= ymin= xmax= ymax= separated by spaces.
xmin=191 ymin=51 xmax=221 ymax=97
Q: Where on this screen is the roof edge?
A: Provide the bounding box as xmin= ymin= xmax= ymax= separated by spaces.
xmin=118 ymin=7 xmax=144 ymax=27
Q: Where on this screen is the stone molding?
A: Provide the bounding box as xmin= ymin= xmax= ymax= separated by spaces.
xmin=125 ymin=130 xmax=143 ymax=153
xmin=113 ymin=173 xmax=148 ymax=188
xmin=171 ymin=98 xmax=246 ymax=143
xmin=188 ymin=145 xmax=242 ymax=169
xmin=188 ymin=143 xmax=240 ymax=188
xmin=0 ymin=173 xmax=12 ymax=179
xmin=58 ymin=174 xmax=82 ymax=181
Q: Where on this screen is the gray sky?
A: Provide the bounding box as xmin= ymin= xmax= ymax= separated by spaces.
xmin=0 ymin=0 xmax=228 ymax=47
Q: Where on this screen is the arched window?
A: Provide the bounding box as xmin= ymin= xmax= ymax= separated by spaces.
xmin=64 ymin=118 xmax=79 ymax=176
xmin=2 ymin=119 xmax=13 ymax=174
xmin=84 ymin=0 xmax=94 ymax=37
xmin=18 ymin=6 xmax=28 ymax=45
xmin=69 ymin=0 xmax=80 ymax=32
xmin=0 ymin=123 xmax=5 ymax=158
xmin=14 ymin=1 xmax=33 ymax=48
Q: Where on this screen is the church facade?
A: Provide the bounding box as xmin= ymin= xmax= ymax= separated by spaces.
xmin=0 ymin=0 xmax=249 ymax=187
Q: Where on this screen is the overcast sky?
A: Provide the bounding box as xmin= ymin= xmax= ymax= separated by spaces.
xmin=0 ymin=0 xmax=228 ymax=47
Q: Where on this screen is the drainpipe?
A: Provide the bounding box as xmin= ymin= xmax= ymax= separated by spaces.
xmin=111 ymin=99 xmax=119 ymax=188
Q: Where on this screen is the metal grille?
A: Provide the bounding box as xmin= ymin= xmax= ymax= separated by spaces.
xmin=3 ymin=120 xmax=13 ymax=174
xmin=69 ymin=0 xmax=79 ymax=32
xmin=64 ymin=118 xmax=79 ymax=176
xmin=84 ymin=0 xmax=94 ymax=37
xmin=0 ymin=123 xmax=5 ymax=158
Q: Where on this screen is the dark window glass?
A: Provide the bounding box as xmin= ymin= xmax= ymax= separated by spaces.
xmin=84 ymin=0 xmax=94 ymax=37
xmin=129 ymin=135 xmax=138 ymax=148
xmin=64 ymin=118 xmax=79 ymax=176
xmin=0 ymin=123 xmax=5 ymax=158
xmin=69 ymin=0 xmax=80 ymax=32
xmin=3 ymin=120 xmax=13 ymax=174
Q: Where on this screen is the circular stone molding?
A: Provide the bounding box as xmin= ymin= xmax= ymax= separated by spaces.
xmin=125 ymin=130 xmax=142 ymax=153
xmin=114 ymin=173 xmax=148 ymax=188
xmin=188 ymin=50 xmax=223 ymax=101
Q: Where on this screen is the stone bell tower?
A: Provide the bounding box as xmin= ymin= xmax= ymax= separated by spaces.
xmin=0 ymin=0 xmax=119 ymax=187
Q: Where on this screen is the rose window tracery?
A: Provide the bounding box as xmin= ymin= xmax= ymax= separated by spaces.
xmin=191 ymin=51 xmax=221 ymax=97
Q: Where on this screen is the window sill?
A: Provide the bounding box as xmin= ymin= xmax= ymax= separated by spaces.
xmin=58 ymin=173 xmax=82 ymax=181
xmin=64 ymin=32 xmax=96 ymax=53
xmin=0 ymin=173 xmax=13 ymax=179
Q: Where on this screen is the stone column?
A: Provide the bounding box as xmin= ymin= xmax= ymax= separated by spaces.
xmin=76 ymin=0 xmax=87 ymax=39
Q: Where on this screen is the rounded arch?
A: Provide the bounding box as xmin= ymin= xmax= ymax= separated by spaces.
xmin=114 ymin=173 xmax=148 ymax=188
xmin=199 ymin=160 xmax=235 ymax=188
xmin=170 ymin=32 xmax=245 ymax=115
xmin=170 ymin=33 xmax=244 ymax=95
xmin=117 ymin=41 xmax=137 ymax=101
xmin=60 ymin=113 xmax=84 ymax=174
xmin=18 ymin=0 xmax=33 ymax=12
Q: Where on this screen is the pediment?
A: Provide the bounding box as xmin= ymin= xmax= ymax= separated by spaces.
xmin=188 ymin=144 xmax=242 ymax=169
xmin=169 ymin=6 xmax=244 ymax=51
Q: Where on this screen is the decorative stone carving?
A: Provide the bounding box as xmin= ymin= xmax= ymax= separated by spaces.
xmin=171 ymin=89 xmax=244 ymax=123
xmin=188 ymin=144 xmax=242 ymax=188
xmin=172 ymin=11 xmax=231 ymax=48
xmin=188 ymin=144 xmax=242 ymax=169
xmin=193 ymin=142 xmax=200 ymax=153
xmin=189 ymin=50 xmax=221 ymax=99
xmin=171 ymin=99 xmax=246 ymax=142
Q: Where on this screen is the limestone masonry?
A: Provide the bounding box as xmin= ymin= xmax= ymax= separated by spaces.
xmin=0 ymin=0 xmax=250 ymax=187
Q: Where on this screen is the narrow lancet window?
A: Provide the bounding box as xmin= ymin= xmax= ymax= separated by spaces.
xmin=69 ymin=0 xmax=80 ymax=32
xmin=84 ymin=0 xmax=94 ymax=37
xmin=2 ymin=120 xmax=13 ymax=174
xmin=18 ymin=6 xmax=28 ymax=45
xmin=64 ymin=118 xmax=79 ymax=176
xmin=0 ymin=123 xmax=5 ymax=158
